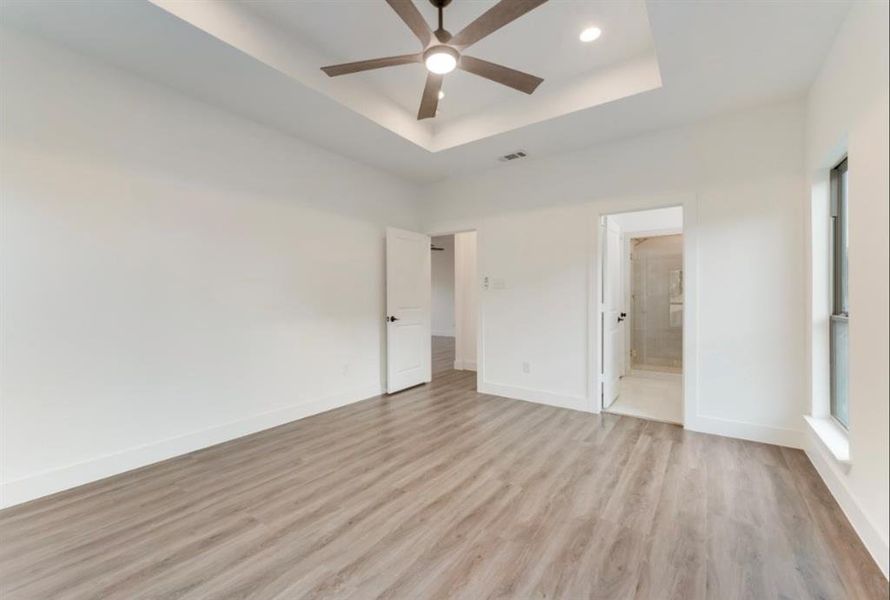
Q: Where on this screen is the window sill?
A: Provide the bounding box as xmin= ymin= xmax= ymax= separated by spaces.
xmin=804 ymin=415 xmax=851 ymax=469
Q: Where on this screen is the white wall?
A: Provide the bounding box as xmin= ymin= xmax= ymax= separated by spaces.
xmin=430 ymin=235 xmax=455 ymax=337
xmin=422 ymin=100 xmax=807 ymax=447
xmin=453 ymin=231 xmax=477 ymax=371
xmin=610 ymin=206 xmax=683 ymax=235
xmin=804 ymin=0 xmax=889 ymax=577
xmin=0 ymin=29 xmax=421 ymax=507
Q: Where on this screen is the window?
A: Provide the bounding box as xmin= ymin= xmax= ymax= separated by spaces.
xmin=830 ymin=158 xmax=849 ymax=428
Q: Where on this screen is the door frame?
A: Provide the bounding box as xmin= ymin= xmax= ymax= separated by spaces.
xmin=427 ymin=228 xmax=482 ymax=388
xmin=588 ymin=194 xmax=698 ymax=428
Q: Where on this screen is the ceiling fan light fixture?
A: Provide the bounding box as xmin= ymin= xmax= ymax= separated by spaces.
xmin=424 ymin=46 xmax=459 ymax=74
xmin=579 ymin=26 xmax=602 ymax=43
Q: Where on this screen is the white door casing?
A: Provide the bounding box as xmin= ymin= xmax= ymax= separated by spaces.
xmin=386 ymin=227 xmax=431 ymax=393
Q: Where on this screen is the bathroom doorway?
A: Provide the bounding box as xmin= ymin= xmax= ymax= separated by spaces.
xmin=600 ymin=207 xmax=684 ymax=424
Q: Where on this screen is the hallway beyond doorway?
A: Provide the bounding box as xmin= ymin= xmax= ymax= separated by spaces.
xmin=432 ymin=335 xmax=455 ymax=378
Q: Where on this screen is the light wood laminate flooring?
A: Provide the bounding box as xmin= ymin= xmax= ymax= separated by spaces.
xmin=1 ymin=368 xmax=886 ymax=599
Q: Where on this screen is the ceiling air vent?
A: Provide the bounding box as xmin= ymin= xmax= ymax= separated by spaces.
xmin=498 ymin=150 xmax=528 ymax=162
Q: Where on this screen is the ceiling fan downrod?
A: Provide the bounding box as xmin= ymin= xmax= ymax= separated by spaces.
xmin=431 ymin=0 xmax=452 ymax=42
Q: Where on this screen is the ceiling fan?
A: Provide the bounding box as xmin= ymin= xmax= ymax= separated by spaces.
xmin=321 ymin=0 xmax=548 ymax=120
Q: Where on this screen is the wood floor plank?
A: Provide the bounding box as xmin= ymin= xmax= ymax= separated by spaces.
xmin=634 ymin=434 xmax=708 ymax=600
xmin=278 ymin=408 xmax=567 ymax=600
xmin=1 ymin=338 xmax=886 ymax=599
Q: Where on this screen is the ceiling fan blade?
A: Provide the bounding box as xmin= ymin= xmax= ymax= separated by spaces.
xmin=449 ymin=0 xmax=548 ymax=49
xmin=459 ymin=56 xmax=543 ymax=94
xmin=417 ymin=73 xmax=444 ymax=120
xmin=385 ymin=0 xmax=433 ymax=46
xmin=321 ymin=54 xmax=421 ymax=77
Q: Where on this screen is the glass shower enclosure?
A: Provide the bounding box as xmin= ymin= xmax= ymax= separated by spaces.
xmin=630 ymin=234 xmax=683 ymax=373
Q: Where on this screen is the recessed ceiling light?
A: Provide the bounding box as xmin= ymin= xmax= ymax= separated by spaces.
xmin=579 ymin=26 xmax=602 ymax=43
xmin=438 ymin=90 xmax=445 ymax=100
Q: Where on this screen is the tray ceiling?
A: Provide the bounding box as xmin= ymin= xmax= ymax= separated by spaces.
xmin=151 ymin=0 xmax=663 ymax=151
xmin=1 ymin=0 xmax=852 ymax=182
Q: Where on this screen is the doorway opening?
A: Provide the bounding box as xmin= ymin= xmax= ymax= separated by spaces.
xmin=430 ymin=232 xmax=478 ymax=382
xmin=385 ymin=227 xmax=477 ymax=394
xmin=600 ymin=207 xmax=684 ymax=424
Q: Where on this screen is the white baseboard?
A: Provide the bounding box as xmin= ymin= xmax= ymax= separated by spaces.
xmin=478 ymin=383 xmax=803 ymax=449
xmin=687 ymin=414 xmax=805 ymax=449
xmin=0 ymin=383 xmax=383 ymax=509
xmin=453 ymin=359 xmax=477 ymax=371
xmin=805 ymin=430 xmax=890 ymax=579
xmin=478 ymin=381 xmax=588 ymax=413
xmin=431 ymin=331 xmax=455 ymax=338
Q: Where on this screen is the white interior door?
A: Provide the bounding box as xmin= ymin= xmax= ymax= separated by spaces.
xmin=602 ymin=220 xmax=625 ymax=408
xmin=386 ymin=227 xmax=431 ymax=393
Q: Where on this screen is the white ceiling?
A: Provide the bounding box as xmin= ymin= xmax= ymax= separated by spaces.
xmin=244 ymin=0 xmax=656 ymax=121
xmin=1 ymin=0 xmax=851 ymax=183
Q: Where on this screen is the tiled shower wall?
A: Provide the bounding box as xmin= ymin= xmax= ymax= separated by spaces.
xmin=630 ymin=234 xmax=683 ymax=372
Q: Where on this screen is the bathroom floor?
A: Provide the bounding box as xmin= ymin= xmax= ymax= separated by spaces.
xmin=607 ymin=370 xmax=683 ymax=424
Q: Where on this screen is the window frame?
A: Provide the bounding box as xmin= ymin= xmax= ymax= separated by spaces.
xmin=829 ymin=157 xmax=849 ymax=429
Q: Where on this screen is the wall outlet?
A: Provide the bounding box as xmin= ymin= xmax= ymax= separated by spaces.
xmin=522 ymin=361 xmax=530 ymax=374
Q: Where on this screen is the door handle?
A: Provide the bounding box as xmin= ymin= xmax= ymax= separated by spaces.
xmin=387 ymin=316 xmax=399 ymax=322
xmin=617 ymin=312 xmax=627 ymax=323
